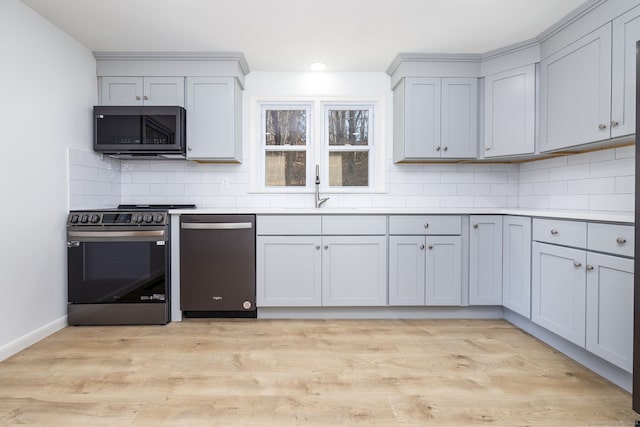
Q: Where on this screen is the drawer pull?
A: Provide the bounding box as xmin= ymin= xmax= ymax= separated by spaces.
xmin=424 ymin=223 xmax=429 ymax=229
xmin=573 ymin=261 xmax=582 ymax=268
xmin=550 ymin=229 xmax=559 ymax=235
xmin=473 ymin=224 xmax=479 ymax=229
xmin=419 ymin=244 xmax=425 ymax=250
xmin=316 ymin=245 xmax=320 ymax=250
xmin=586 ymin=265 xmax=594 ymax=271
xmin=616 ymin=237 xmax=627 ymax=245
xmin=324 ymin=245 xmax=328 ymax=250
xmin=428 ymin=245 xmax=433 ymax=250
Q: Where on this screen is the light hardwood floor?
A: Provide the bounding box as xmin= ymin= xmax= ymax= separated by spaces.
xmin=0 ymin=319 xmax=637 ymax=426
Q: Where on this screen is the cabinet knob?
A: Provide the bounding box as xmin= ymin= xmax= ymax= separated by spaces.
xmin=550 ymin=229 xmax=558 ymax=236
xmin=143 ymin=95 xmax=149 ymax=101
xmin=424 ymin=223 xmax=429 ymax=229
xmin=188 ymin=146 xmax=193 ymax=151
xmin=573 ymin=261 xmax=582 ymax=268
xmin=428 ymin=245 xmax=433 ymax=250
xmin=324 ymin=245 xmax=328 ymax=250
xmin=598 ymin=123 xmax=607 ymax=130
xmin=436 ymin=146 xmax=441 ymax=151
xmin=616 ymin=237 xmax=627 ymax=245
xmin=586 ymin=265 xmax=594 ymax=271
xmin=419 ymin=244 xmax=425 ymax=250
xmin=611 ymin=120 xmax=619 ymax=128
xmin=473 ymin=224 xmax=479 ymax=229
xmin=443 ymin=146 xmax=448 ymax=151
xmin=135 ymin=96 xmax=141 ymax=101
xmin=316 ymin=245 xmax=320 ymax=250
xmin=485 ymin=146 xmax=491 ymax=151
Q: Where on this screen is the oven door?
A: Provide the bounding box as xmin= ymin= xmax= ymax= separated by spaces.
xmin=67 ymin=229 xmax=168 ymax=304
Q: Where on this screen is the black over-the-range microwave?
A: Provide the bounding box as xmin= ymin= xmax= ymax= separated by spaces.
xmin=93 ymin=105 xmax=187 ymax=159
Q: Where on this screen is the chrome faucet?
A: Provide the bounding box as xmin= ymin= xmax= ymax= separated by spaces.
xmin=315 ymin=164 xmax=329 ymax=208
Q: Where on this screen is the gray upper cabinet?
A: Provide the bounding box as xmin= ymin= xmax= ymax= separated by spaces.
xmin=611 ymin=4 xmax=640 ymax=138
xmin=100 ymin=76 xmax=185 ymax=106
xmin=539 ymin=24 xmax=612 ymax=152
xmin=393 ymin=77 xmax=477 ymax=161
xmin=185 ymin=77 xmax=242 ymax=162
xmin=483 ymin=65 xmax=535 ymax=158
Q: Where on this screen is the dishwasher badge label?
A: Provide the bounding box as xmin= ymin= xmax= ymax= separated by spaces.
xmin=212 ymin=296 xmax=223 ymax=301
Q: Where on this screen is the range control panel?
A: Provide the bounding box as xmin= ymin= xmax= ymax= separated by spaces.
xmin=67 ymin=211 xmax=168 ymax=226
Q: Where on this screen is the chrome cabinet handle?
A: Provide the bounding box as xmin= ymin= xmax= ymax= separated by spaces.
xmin=316 ymin=245 xmax=320 ymax=250
xmin=573 ymin=261 xmax=582 ymax=268
xmin=136 ymin=96 xmax=141 ymax=100
xmin=419 ymin=244 xmax=425 ymax=250
xmin=616 ymin=237 xmax=627 ymax=244
xmin=586 ymin=265 xmax=594 ymax=271
xmin=143 ymin=95 xmax=149 ymax=100
xmin=443 ymin=146 xmax=448 ymax=151
xmin=436 ymin=146 xmax=441 ymax=151
xmin=424 ymin=223 xmax=429 ymax=229
xmin=550 ymin=229 xmax=559 ymax=235
xmin=188 ymin=146 xmax=193 ymax=151
xmin=598 ymin=123 xmax=607 ymax=130
xmin=485 ymin=146 xmax=491 ymax=151
xmin=428 ymin=245 xmax=433 ymax=250
xmin=473 ymin=224 xmax=479 ymax=229
xmin=324 ymin=245 xmax=329 ymax=250
xmin=611 ymin=120 xmax=619 ymax=128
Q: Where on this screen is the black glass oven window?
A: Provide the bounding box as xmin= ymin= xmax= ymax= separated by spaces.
xmin=68 ymin=241 xmax=166 ymax=303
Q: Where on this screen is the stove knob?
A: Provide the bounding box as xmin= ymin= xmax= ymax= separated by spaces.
xmin=90 ymin=214 xmax=100 ymax=223
xmin=134 ymin=213 xmax=144 ymax=223
xmin=154 ymin=213 xmax=164 ymax=223
xmin=80 ymin=214 xmax=89 ymax=223
xmin=144 ymin=214 xmax=154 ymax=223
xmin=70 ymin=214 xmax=79 ymax=224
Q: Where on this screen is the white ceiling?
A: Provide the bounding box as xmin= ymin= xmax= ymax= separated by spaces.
xmin=21 ymin=0 xmax=589 ymax=72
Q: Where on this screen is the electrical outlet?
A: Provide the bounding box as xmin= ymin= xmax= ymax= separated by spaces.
xmin=222 ymin=178 xmax=229 ymax=189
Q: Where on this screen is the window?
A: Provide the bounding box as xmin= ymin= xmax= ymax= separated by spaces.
xmin=324 ymin=104 xmax=373 ymax=188
xmin=261 ymin=104 xmax=311 ymax=188
xmin=258 ymin=101 xmax=378 ymax=192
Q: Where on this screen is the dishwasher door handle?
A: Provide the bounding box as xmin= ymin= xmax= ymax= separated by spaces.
xmin=181 ymin=222 xmax=253 ymax=230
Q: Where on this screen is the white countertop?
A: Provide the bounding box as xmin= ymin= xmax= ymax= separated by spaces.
xmin=169 ymin=207 xmax=634 ymax=224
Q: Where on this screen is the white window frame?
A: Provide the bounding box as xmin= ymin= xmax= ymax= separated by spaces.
xmin=321 ymin=103 xmax=375 ymax=191
xmin=259 ymin=102 xmax=313 ymax=192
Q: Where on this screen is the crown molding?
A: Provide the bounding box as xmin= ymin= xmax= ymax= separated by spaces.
xmin=93 ymin=51 xmax=250 ymax=75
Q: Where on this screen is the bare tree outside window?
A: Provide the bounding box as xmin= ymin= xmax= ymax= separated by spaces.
xmin=327 ymin=107 xmax=372 ymax=187
xmin=263 ymin=108 xmax=309 ymax=187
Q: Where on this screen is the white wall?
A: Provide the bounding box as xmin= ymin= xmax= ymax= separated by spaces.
xmin=0 ymin=0 xmax=96 ymax=359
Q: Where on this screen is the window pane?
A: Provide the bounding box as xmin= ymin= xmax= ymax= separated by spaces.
xmin=265 ymin=110 xmax=307 ymax=146
xmin=265 ymin=151 xmax=306 ymax=186
xmin=328 ymin=109 xmax=369 ymax=146
xmin=329 ymin=152 xmax=368 ymax=186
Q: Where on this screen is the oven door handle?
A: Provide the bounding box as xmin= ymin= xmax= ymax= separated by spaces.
xmin=181 ymin=222 xmax=253 ymax=230
xmin=67 ymin=230 xmax=166 ymax=241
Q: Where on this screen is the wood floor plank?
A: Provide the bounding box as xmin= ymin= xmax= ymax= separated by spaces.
xmin=0 ymin=319 xmax=637 ymax=426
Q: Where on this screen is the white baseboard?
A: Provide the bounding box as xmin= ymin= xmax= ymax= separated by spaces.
xmin=0 ymin=316 xmax=67 ymax=362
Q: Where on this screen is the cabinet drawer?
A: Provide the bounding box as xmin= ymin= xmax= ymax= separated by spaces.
xmin=322 ymin=216 xmax=387 ymax=235
xmin=532 ymin=218 xmax=587 ymax=248
xmin=257 ymin=215 xmax=321 ymax=235
xmin=587 ymin=223 xmax=634 ymax=257
xmin=389 ymin=216 xmax=461 ymax=235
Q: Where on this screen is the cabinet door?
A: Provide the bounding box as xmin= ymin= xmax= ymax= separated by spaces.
xmin=484 ymin=65 xmax=535 ymax=157
xmin=502 ymin=216 xmax=531 ymax=318
xmin=143 ymin=77 xmax=185 ymax=107
xmin=585 ymin=252 xmax=633 ymax=372
xmin=100 ymin=77 xmax=143 ymax=105
xmin=389 ymin=236 xmax=426 ymax=306
xmin=441 ymin=78 xmax=477 ymax=158
xmin=539 ymin=23 xmax=612 ymax=151
xmin=469 ymin=216 xmax=502 ymax=305
xmin=403 ymin=77 xmax=441 ymax=158
xmin=425 ymin=236 xmax=462 ymax=305
xmin=611 ymin=4 xmax=640 ymax=138
xmin=185 ymin=76 xmax=241 ymax=161
xmin=322 ymin=236 xmax=387 ymax=306
xmin=256 ymin=236 xmax=322 ymax=307
xmin=531 ymin=242 xmax=586 ymax=347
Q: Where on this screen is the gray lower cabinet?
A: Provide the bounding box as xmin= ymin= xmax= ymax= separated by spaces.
xmin=322 ymin=236 xmax=387 ymax=306
xmin=531 ymin=242 xmax=587 ymax=347
xmin=502 ymin=216 xmax=531 ymax=318
xmin=388 ymin=216 xmax=462 ymax=306
xmin=585 ymin=252 xmax=633 ymax=372
xmin=256 ymin=236 xmax=322 ymax=307
xmin=469 ymin=215 xmax=502 ymax=305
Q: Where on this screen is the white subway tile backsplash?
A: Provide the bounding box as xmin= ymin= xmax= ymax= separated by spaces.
xmin=615 ymin=175 xmax=634 ymax=194
xmin=518 ymin=196 xmax=550 ymax=209
xmin=406 ymin=172 xmax=441 ymax=184
xmin=474 ymin=172 xmax=509 ymax=184
xmin=615 ymin=144 xmax=635 ymax=159
xmin=423 ymin=183 xmax=457 ymax=196
xmin=441 ymin=172 xmax=474 ymax=184
xmin=589 ymin=194 xmax=634 ymax=212
xmin=456 ymin=183 xmax=491 ymax=196
xmin=549 ymin=195 xmax=589 ymax=210
xmin=589 ymin=158 xmax=635 ymax=179
xmin=532 ymin=181 xmax=567 ymax=196
xmin=474 ymin=196 xmax=508 ymax=208
xmin=567 ymin=149 xmax=615 ymax=165
xmin=519 ymin=169 xmax=549 ymax=183
xmin=567 ymin=178 xmax=614 ymax=195
xmin=149 ymin=161 xmax=186 ymax=172
xmin=440 ymin=196 xmax=474 ymax=208
xmin=149 ymin=184 xmax=186 ymax=196
xmin=491 ymin=184 xmax=518 ymax=196
xmin=548 ymin=163 xmax=589 ymax=181
xmin=133 ymin=172 xmax=168 ymax=184
xmin=121 ymin=160 xmax=150 ymax=172
xmin=406 ymin=196 xmax=441 ymax=208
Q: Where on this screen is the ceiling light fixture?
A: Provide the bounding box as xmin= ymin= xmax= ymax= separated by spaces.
xmin=310 ymin=62 xmax=326 ymax=71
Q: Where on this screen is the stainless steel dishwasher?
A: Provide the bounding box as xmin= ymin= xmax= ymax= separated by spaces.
xmin=180 ymin=215 xmax=256 ymax=318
